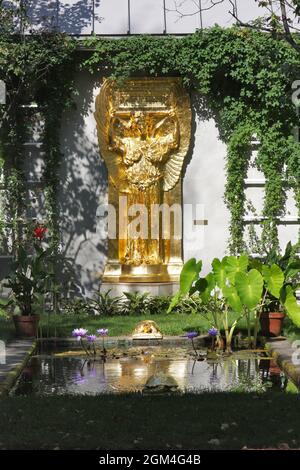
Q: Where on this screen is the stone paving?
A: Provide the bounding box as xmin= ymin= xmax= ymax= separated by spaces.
xmin=266 ymin=338 xmax=300 ymax=387
xmin=0 ymin=339 xmax=35 ymax=393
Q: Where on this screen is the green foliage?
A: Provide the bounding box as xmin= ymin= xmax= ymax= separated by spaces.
xmin=0 ymin=26 xmax=77 ymax=254
xmin=180 ymin=259 xmax=202 ymax=294
xmin=60 ymin=297 xmax=95 ymax=316
xmin=90 ymin=290 xmax=123 ymax=316
xmin=0 ymin=22 xmax=300 ymax=268
xmin=146 ymin=295 xmax=171 ymax=315
xmin=83 ymin=28 xmax=300 ymax=251
xmin=121 ymin=292 xmax=152 ymax=316
xmin=104 ymin=292 xmax=172 ymax=317
xmin=4 ymin=243 xmax=50 ymax=315
xmin=168 ymin=258 xmax=202 ymax=312
xmin=262 ymin=263 xmax=285 ymax=299
xmin=234 ymin=269 xmax=264 ymax=310
xmin=282 ymin=285 xmax=300 ymax=328
xmin=171 ymin=252 xmax=300 ymax=348
xmin=224 ymin=254 xmax=249 ymax=284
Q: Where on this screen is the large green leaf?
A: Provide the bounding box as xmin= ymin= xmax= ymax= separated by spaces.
xmin=262 ymin=263 xmax=284 ymax=299
xmin=179 ymin=258 xmax=202 ymax=295
xmin=167 ymin=292 xmax=181 ymax=313
xmin=235 ymin=269 xmax=263 ymax=310
xmin=167 ymin=258 xmax=202 ymax=312
xmin=212 ymin=258 xmax=227 ymax=289
xmin=195 ymin=273 xmax=216 ymax=303
xmin=222 ymin=285 xmax=243 ymax=313
xmin=224 ymin=255 xmax=249 ymax=284
xmin=192 ymin=277 xmax=207 ymax=296
xmin=285 ymin=261 xmax=300 ymax=281
xmin=248 ymin=258 xmax=263 ymax=273
xmin=283 ymin=286 xmax=300 ymax=328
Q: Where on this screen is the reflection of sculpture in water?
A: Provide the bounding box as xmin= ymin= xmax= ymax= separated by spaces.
xmin=109 ymin=110 xmax=179 ymax=265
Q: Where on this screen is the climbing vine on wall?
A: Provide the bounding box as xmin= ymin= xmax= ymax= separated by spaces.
xmin=83 ymin=29 xmax=300 ymax=253
xmin=0 ymin=28 xmax=77 ymax=252
xmin=1 ymin=18 xmax=300 ymax=254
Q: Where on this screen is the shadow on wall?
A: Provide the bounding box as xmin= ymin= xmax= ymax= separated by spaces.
xmin=182 ymin=91 xmax=213 ymax=179
xmin=59 ymin=71 xmax=107 ymax=297
xmin=58 ymin=78 xmax=217 ymax=296
xmin=25 ymin=0 xmax=102 ymax=34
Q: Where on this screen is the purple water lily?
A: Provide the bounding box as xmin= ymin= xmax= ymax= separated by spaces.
xmin=97 ymin=328 xmax=108 ymax=337
xmin=185 ymin=331 xmax=199 ymax=356
xmin=208 ymin=327 xmax=219 ymax=337
xmin=97 ymin=328 xmax=108 ymax=355
xmin=72 ymin=328 xmax=88 ymax=341
xmin=86 ymin=334 xmax=97 ymax=343
xmin=185 ymin=331 xmax=199 ymax=339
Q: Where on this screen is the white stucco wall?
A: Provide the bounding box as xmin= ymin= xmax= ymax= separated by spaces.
xmin=183 ymin=113 xmax=229 ymax=274
xmin=58 ymin=72 xmax=299 ymax=295
xmin=58 ymin=73 xmax=230 ymax=293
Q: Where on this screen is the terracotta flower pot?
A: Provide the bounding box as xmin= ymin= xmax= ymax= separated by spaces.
xmin=260 ymin=311 xmax=285 ymax=337
xmin=13 ymin=314 xmax=40 ymax=338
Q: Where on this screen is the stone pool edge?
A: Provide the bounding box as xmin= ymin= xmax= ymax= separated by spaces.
xmin=0 ymin=340 xmax=36 ymax=397
xmin=265 ymin=338 xmax=300 ymax=387
xmin=37 ymin=335 xmax=208 ymax=348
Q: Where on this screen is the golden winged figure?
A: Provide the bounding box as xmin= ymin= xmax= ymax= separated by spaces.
xmin=95 ymin=78 xmax=191 ymax=274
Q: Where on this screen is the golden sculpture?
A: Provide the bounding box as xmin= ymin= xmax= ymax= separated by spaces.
xmin=95 ymin=78 xmax=191 ymax=282
xmin=132 ymin=320 xmax=163 ymax=340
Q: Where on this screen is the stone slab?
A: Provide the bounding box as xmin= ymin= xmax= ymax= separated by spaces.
xmin=38 ymin=335 xmax=207 ymax=349
xmin=0 ymin=339 xmax=35 ymax=394
xmin=266 ymin=338 xmax=300 ymax=387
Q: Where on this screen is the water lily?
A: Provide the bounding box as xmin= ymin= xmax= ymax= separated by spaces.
xmin=97 ymin=328 xmax=108 ymax=336
xmin=185 ymin=331 xmax=199 ymax=339
xmin=185 ymin=331 xmax=199 ymax=356
xmin=208 ymin=327 xmax=219 ymax=337
xmin=208 ymin=327 xmax=219 ymax=353
xmin=97 ymin=328 xmax=108 ymax=355
xmin=72 ymin=328 xmax=88 ymax=341
xmin=86 ymin=334 xmax=96 ymax=343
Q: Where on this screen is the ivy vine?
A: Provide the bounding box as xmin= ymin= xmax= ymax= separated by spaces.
xmin=83 ymin=28 xmax=300 ymax=253
xmin=1 ymin=25 xmax=300 ymax=256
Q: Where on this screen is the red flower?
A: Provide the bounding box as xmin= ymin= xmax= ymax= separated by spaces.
xmin=33 ymin=226 xmax=48 ymax=240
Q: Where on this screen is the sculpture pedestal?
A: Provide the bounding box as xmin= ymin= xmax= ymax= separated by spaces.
xmin=100 ymin=281 xmax=179 ymax=297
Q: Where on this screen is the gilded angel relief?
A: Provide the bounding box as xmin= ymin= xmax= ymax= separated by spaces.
xmin=95 ymin=78 xmax=191 ymax=281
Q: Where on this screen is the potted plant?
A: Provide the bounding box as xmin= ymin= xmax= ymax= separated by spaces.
xmin=251 ymin=243 xmax=300 ymax=337
xmin=4 ymin=225 xmax=50 ymax=337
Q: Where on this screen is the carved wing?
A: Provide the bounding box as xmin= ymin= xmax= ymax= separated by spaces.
xmin=162 ymin=90 xmax=191 ymax=192
xmin=94 ymin=79 xmax=126 ymax=190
